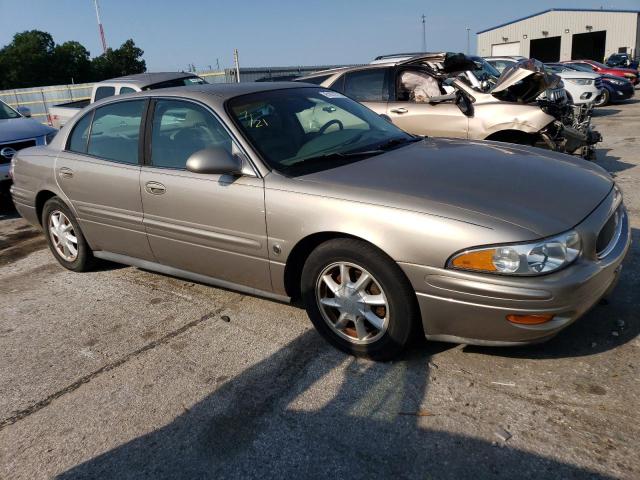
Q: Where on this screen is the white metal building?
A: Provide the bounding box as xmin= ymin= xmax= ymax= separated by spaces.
xmin=476 ymin=8 xmax=640 ymax=62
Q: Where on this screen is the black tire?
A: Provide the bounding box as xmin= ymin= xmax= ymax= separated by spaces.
xmin=594 ymin=88 xmax=610 ymax=107
xmin=42 ymin=197 xmax=96 ymax=272
xmin=301 ymin=238 xmax=419 ymax=360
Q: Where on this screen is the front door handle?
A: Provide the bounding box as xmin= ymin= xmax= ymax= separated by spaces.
xmin=389 ymin=107 xmax=408 ymax=114
xmin=145 ymin=181 xmax=166 ymax=195
xmin=58 ymin=167 xmax=74 ymax=179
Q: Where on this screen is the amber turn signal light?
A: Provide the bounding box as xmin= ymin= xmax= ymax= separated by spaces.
xmin=506 ymin=314 xmax=554 ymax=325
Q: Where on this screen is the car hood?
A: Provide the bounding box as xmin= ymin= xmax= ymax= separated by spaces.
xmin=492 ymin=59 xmax=562 ymax=103
xmin=557 ymin=71 xmax=599 ymax=80
xmin=0 ymin=117 xmax=55 ymax=143
xmin=293 ymin=138 xmax=612 ymax=238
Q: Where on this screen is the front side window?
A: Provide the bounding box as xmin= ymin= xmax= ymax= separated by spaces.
xmin=94 ymin=86 xmax=116 ymax=101
xmin=228 ymin=87 xmax=415 ymax=176
xmin=150 ymin=99 xmax=233 ymax=169
xmin=397 ymin=70 xmax=442 ymax=102
xmin=67 ymin=112 xmax=93 ymax=153
xmin=87 ymin=100 xmax=144 ymax=164
xmin=342 ymin=69 xmax=389 ymax=102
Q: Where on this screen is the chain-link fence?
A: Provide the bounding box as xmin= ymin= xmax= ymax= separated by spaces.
xmin=0 ymin=65 xmax=352 ymax=125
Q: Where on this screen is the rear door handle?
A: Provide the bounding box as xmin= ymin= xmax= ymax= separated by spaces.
xmin=58 ymin=167 xmax=74 ymax=179
xmin=389 ymin=107 xmax=408 ymax=114
xmin=145 ymin=181 xmax=166 ymax=195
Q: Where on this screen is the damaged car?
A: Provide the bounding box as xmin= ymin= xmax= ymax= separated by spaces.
xmin=297 ymin=53 xmax=601 ymax=159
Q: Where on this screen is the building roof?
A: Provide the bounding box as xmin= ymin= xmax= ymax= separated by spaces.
xmin=477 ymin=8 xmax=640 ymax=34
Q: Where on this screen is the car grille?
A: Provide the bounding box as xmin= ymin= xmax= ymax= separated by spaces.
xmin=595 ymin=77 xmax=604 ymax=89
xmin=596 ymin=206 xmax=623 ymax=259
xmin=0 ymin=139 xmax=36 ymax=165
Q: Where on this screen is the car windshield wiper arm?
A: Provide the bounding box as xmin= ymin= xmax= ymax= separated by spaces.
xmin=286 ymin=149 xmax=384 ymax=167
xmin=376 ymin=136 xmax=423 ymax=150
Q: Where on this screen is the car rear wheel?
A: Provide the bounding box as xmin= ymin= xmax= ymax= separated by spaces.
xmin=301 ymin=238 xmax=419 ymax=360
xmin=42 ymin=197 xmax=95 ymax=272
xmin=594 ymin=88 xmax=610 ymax=107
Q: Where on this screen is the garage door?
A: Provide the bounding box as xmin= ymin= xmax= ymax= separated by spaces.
xmin=491 ymin=42 xmax=521 ymax=56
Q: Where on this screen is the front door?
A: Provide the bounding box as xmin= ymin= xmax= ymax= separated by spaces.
xmin=139 ymin=98 xmax=271 ymax=291
xmin=386 ymin=69 xmax=469 ymax=138
xmin=56 ymin=99 xmax=155 ymax=261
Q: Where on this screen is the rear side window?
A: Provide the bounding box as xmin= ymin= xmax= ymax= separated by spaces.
xmin=150 ymin=99 xmax=233 ymax=169
xmin=119 ymin=87 xmax=136 ymax=95
xmin=87 ymin=100 xmax=145 ymax=164
xmin=67 ymin=112 xmax=93 ymax=153
xmin=94 ymin=86 xmax=116 ymax=101
xmin=342 ymin=69 xmax=389 ymax=102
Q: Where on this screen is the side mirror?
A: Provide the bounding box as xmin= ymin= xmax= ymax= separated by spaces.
xmin=16 ymin=106 xmax=31 ymax=118
xmin=455 ymin=91 xmax=474 ymax=117
xmin=185 ymin=147 xmax=242 ymax=175
xmin=379 ymin=113 xmax=393 ymax=123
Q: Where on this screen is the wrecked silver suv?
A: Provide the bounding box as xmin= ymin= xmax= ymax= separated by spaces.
xmin=298 ymin=54 xmax=601 ymax=159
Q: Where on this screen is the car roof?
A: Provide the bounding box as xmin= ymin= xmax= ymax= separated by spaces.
xmin=94 ymin=82 xmax=317 ymax=104
xmin=100 ymin=71 xmax=199 ymax=87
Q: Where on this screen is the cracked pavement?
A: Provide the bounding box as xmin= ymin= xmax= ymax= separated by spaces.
xmin=0 ymin=98 xmax=639 ymax=479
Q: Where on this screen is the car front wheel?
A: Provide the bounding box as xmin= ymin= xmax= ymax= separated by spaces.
xmin=42 ymin=197 xmax=95 ymax=272
xmin=594 ymin=88 xmax=610 ymax=107
xmin=301 ymin=238 xmax=419 ymax=360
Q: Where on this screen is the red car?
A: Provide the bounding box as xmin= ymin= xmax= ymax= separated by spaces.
xmin=560 ymin=60 xmax=638 ymax=85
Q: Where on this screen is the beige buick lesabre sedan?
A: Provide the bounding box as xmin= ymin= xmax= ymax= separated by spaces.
xmin=10 ymin=83 xmax=629 ymax=359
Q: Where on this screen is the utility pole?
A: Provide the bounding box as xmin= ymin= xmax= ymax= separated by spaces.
xmin=421 ymin=14 xmax=426 ymax=52
xmin=233 ymin=49 xmax=241 ymax=83
xmin=93 ymin=0 xmax=108 ymax=54
xmin=466 ymin=28 xmax=471 ymax=55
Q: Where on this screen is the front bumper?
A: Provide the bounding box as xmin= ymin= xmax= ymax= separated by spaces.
xmin=400 ymin=193 xmax=630 ymax=346
xmin=607 ymin=84 xmax=635 ymax=102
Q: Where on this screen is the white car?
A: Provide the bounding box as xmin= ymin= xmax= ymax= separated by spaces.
xmin=486 ymin=57 xmax=602 ymax=105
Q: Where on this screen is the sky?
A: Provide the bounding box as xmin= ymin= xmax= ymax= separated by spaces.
xmin=1 ymin=0 xmax=639 ymax=71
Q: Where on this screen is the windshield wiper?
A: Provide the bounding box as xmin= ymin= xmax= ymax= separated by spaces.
xmin=286 ymin=149 xmax=384 ymax=167
xmin=376 ymin=136 xmax=423 ymax=151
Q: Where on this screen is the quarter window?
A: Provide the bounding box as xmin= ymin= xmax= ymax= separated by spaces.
xmin=119 ymin=87 xmax=136 ymax=95
xmin=94 ymin=86 xmax=116 ymax=101
xmin=67 ymin=112 xmax=93 ymax=153
xmin=87 ymin=100 xmax=145 ymax=164
xmin=150 ymin=100 xmax=233 ymax=169
xmin=342 ymin=69 xmax=389 ymax=102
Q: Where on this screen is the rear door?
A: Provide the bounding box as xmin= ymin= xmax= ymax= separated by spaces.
xmin=139 ymin=98 xmax=271 ymax=291
xmin=330 ymin=68 xmax=390 ymax=115
xmin=386 ymin=68 xmax=469 ymax=138
xmin=56 ymin=99 xmax=155 ymax=260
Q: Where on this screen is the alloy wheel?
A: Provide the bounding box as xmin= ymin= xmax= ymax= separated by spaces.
xmin=48 ymin=210 xmax=78 ymax=262
xmin=315 ymin=261 xmax=389 ymax=344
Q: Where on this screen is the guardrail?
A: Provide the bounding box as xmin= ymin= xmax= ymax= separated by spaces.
xmin=0 ymin=65 xmax=352 ymax=126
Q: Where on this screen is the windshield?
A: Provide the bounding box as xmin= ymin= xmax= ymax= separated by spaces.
xmin=227 ymin=87 xmax=415 ymax=175
xmin=564 ymin=64 xmax=594 ymax=73
xmin=0 ymin=100 xmax=21 ymax=120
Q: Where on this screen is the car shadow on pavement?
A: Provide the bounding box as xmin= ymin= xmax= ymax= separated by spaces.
xmin=465 ymin=227 xmax=639 ymax=360
xmin=592 ymin=108 xmax=622 ymax=117
xmin=56 ymin=330 xmax=613 ymax=479
xmin=595 ymin=148 xmax=635 ymax=174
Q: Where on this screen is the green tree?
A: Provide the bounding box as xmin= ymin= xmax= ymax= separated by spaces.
xmin=91 ymin=39 xmax=146 ymax=81
xmin=0 ymin=30 xmax=55 ymax=88
xmin=53 ymin=41 xmax=92 ymax=84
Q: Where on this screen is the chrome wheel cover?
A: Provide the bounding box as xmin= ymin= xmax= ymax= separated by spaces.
xmin=48 ymin=210 xmax=78 ymax=262
xmin=316 ymin=261 xmax=389 ymax=345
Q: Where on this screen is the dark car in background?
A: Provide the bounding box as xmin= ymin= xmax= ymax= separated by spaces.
xmin=606 ymin=53 xmax=639 ymax=70
xmin=548 ymin=63 xmax=635 ymax=107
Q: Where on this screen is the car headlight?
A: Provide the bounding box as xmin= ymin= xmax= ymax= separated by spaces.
xmin=448 ymin=230 xmax=581 ymax=276
xmin=45 ymin=131 xmax=57 ymax=145
xmin=565 ymin=78 xmax=593 ymax=86
xmin=604 ymin=78 xmax=626 ymax=86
